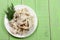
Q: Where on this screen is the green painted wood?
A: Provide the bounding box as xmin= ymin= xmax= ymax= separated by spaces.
xmin=36 ymin=0 xmax=50 ymax=40
xmin=0 ymin=0 xmax=9 ymax=40
xmin=50 ymin=0 xmax=60 ymax=40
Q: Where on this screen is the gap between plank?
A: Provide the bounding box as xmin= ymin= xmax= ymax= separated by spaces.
xmin=21 ymin=0 xmax=22 ymax=4
xmin=48 ymin=0 xmax=52 ymax=40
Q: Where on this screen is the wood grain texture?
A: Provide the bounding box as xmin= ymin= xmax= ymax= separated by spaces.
xmin=36 ymin=0 xmax=50 ymax=40
xmin=49 ymin=0 xmax=60 ymax=40
xmin=0 ymin=0 xmax=9 ymax=40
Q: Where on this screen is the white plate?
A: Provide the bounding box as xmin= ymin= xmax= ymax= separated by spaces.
xmin=4 ymin=5 xmax=38 ymax=38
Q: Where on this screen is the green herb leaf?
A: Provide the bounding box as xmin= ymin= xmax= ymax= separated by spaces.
xmin=5 ymin=3 xmax=15 ymax=21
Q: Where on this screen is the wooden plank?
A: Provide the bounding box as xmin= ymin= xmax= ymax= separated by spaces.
xmin=22 ymin=0 xmax=50 ymax=40
xmin=36 ymin=0 xmax=50 ymax=40
xmin=49 ymin=0 xmax=60 ymax=40
xmin=0 ymin=0 xmax=9 ymax=40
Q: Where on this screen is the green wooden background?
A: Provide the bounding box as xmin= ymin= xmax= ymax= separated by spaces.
xmin=0 ymin=0 xmax=60 ymax=40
